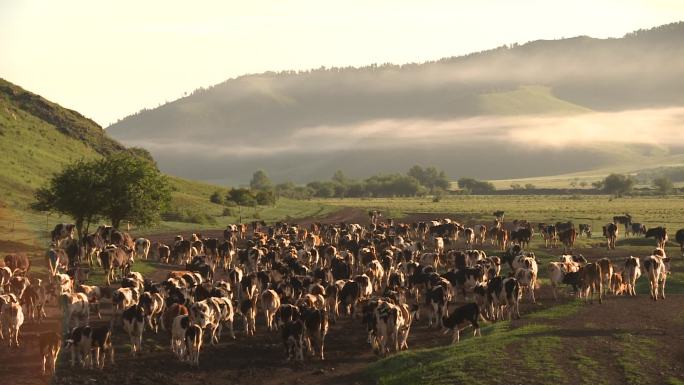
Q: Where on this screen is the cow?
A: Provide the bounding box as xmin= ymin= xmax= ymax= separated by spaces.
xmin=475 ymin=224 xmax=487 ymax=245
xmin=38 ymin=331 xmax=61 ymax=374
xmin=51 ymin=223 xmax=75 ymax=247
xmin=613 ymin=214 xmax=632 ymax=233
xmin=548 ymin=261 xmax=578 ymax=300
xmin=629 ymin=223 xmax=647 ymax=237
xmin=371 ymin=300 xmax=409 ymax=356
xmin=4 ymin=254 xmax=30 ymax=273
xmin=134 ymin=238 xmax=151 ymax=260
xmin=112 ymin=287 xmax=140 ymax=325
xmin=558 ymin=228 xmax=578 ymax=252
xmin=642 ymin=252 xmax=671 ymax=301
xmin=60 ymin=292 xmax=89 ymax=332
xmin=64 ymin=326 xmax=114 ymax=369
xmin=100 ymin=246 xmax=133 ymax=285
xmin=463 ymin=228 xmax=475 ymax=248
xmin=495 ymin=228 xmax=509 ymax=251
xmin=486 ymin=277 xmax=522 ymax=320
xmin=578 ymin=224 xmax=592 ymax=238
xmin=339 ymin=280 xmax=361 ymax=317
xmin=645 ymin=227 xmax=668 ymax=249
xmin=441 ymin=303 xmax=482 ymax=344
xmin=83 ymin=232 xmax=106 ymax=267
xmin=184 ymin=323 xmax=203 ymax=366
xmin=139 ymin=292 xmax=165 ymax=333
xmin=301 ymin=306 xmax=329 ymax=360
xmin=261 ymin=289 xmax=281 ymax=331
xmin=0 ymin=266 xmax=11 ymax=293
xmin=22 ymin=279 xmax=49 ymax=322
xmin=281 ymin=320 xmax=305 ymax=362
xmin=540 ymin=225 xmax=558 ymax=248
xmin=515 ymin=267 xmax=537 ymax=304
xmin=597 ymin=258 xmax=613 ymax=296
xmin=510 ymin=227 xmax=532 ymax=249
xmin=623 ymin=256 xmax=641 ymax=296
xmin=1 ymin=301 xmax=24 ymax=347
xmin=171 ymin=315 xmax=191 ymax=359
xmin=603 ymin=223 xmax=619 ymax=250
xmin=158 ymin=243 xmax=171 ymax=264
xmin=579 ymin=263 xmax=602 ymax=304
xmin=425 ymin=285 xmax=449 ymax=328
xmin=676 ymin=229 xmax=684 ymax=257
xmin=122 ymin=304 xmax=145 ymax=356
xmin=193 ymin=296 xmax=237 ymax=343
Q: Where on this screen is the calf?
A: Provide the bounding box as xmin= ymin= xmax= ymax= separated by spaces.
xmin=122 ymin=304 xmax=145 ymax=356
xmin=425 ymin=285 xmax=448 ymax=328
xmin=39 ymin=331 xmax=61 ymax=374
xmin=441 ymin=303 xmax=482 ymax=344
xmin=515 ymin=268 xmax=537 ymax=303
xmin=162 ymin=303 xmax=188 ymax=331
xmin=184 ymin=323 xmax=203 ymax=366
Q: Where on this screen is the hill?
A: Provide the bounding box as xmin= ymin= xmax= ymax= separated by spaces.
xmin=107 ymin=22 xmax=684 ymax=184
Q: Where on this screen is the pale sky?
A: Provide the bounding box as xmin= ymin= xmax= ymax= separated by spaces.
xmin=1 ymin=0 xmax=682 ymax=126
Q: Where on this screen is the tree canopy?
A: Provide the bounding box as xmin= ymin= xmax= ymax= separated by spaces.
xmin=602 ymin=173 xmax=635 ymax=197
xmin=33 ymin=152 xmax=172 ymax=236
xmin=250 ymin=169 xmax=273 ymax=191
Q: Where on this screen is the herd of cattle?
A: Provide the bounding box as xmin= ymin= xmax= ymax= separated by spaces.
xmin=0 ymin=212 xmax=682 ymax=375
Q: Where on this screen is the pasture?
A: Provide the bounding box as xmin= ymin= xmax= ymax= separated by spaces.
xmin=1 ymin=196 xmax=683 ymax=385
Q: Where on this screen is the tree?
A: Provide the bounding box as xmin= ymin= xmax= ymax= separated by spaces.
xmin=457 ymin=178 xmax=495 ymax=194
xmin=32 ymin=153 xmax=172 ymax=235
xmin=652 ymin=176 xmax=674 ymax=195
xmin=227 ymin=188 xmax=256 ymax=206
xmin=602 ymin=173 xmax=635 ymax=197
xmin=32 ymin=160 xmax=105 ymax=241
xmin=407 ymin=165 xmax=449 ymax=191
xmin=332 ymin=170 xmax=348 ymax=185
xmin=524 ymin=183 xmax=536 ymax=190
xmin=97 ymin=153 xmax=172 ymax=229
xmin=255 ymin=190 xmax=276 ymax=206
xmin=250 ymin=169 xmax=272 ymax=191
xmin=210 ymin=191 xmax=224 ymax=204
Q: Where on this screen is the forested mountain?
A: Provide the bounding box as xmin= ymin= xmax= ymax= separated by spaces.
xmin=107 ymin=22 xmax=684 ymax=185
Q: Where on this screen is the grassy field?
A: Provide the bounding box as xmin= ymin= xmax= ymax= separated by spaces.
xmin=311 ymin=195 xmax=684 ymax=230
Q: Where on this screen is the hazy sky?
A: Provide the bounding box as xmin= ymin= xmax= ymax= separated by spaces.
xmin=1 ymin=0 xmax=682 ymax=126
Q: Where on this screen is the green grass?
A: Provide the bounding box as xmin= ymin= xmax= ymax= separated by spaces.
xmin=571 ymin=347 xmax=610 ymax=385
xmin=367 ymin=323 xmax=556 ymax=385
xmin=527 ymin=299 xmax=582 ymax=320
xmin=478 ymin=85 xmax=591 ymax=115
xmin=310 ymin=195 xmax=684 ymax=231
xmin=614 ymin=333 xmax=660 ymax=385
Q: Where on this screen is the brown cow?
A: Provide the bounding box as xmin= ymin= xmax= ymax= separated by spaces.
xmin=596 ymin=258 xmax=613 ymax=296
xmin=579 ymin=263 xmax=602 ymax=304
xmin=4 ymin=255 xmax=30 ymax=273
xmin=603 ymin=223 xmax=619 ymax=250
xmin=99 ymin=246 xmax=132 ymax=285
xmin=558 ymin=228 xmax=577 ymax=252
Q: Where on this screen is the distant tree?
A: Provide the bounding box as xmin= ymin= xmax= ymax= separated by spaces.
xmin=32 ymin=160 xmax=105 ymax=240
xmin=332 ymin=170 xmax=348 ymax=185
xmin=250 ymin=169 xmax=272 ymax=191
xmin=210 ymin=191 xmax=224 ymax=204
xmin=524 ymin=183 xmax=536 ymax=190
xmin=579 ymin=181 xmax=588 ymax=188
xmin=255 ymin=190 xmax=276 ymax=206
xmin=407 ymin=165 xmax=449 ymax=191
xmin=602 ymin=173 xmax=635 ymax=197
xmin=510 ymin=183 xmax=523 ymax=190
xmin=227 ymin=188 xmax=256 ymax=206
xmin=652 ymin=176 xmax=674 ymax=195
xmin=591 ymin=180 xmax=605 ymax=190
xmin=457 ymin=178 xmax=495 ymax=194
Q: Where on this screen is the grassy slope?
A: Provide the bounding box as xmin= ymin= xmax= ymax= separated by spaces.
xmin=478 ymin=85 xmax=591 ymax=115
xmin=0 ymin=78 xmax=337 ymax=255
